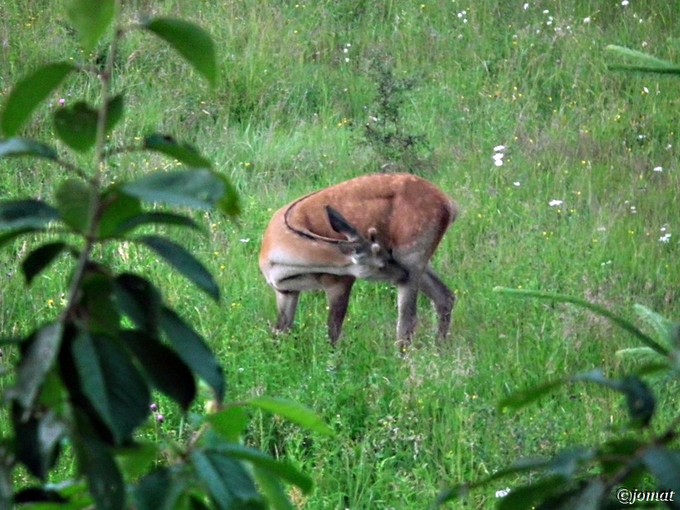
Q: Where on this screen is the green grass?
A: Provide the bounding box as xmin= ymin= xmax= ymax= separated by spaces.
xmin=1 ymin=1 xmax=679 ymax=508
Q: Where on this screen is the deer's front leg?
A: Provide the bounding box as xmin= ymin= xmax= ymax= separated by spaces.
xmin=275 ymin=289 xmax=300 ymax=334
xmin=322 ymin=275 xmax=355 ymax=347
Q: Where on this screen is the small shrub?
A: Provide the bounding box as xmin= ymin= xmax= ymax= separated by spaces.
xmin=362 ymin=54 xmax=431 ymax=173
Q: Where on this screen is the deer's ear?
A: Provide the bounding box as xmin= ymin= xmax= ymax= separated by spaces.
xmin=326 ymin=205 xmax=362 ymax=242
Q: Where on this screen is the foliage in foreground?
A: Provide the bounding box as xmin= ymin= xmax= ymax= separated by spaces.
xmin=0 ymin=1 xmax=329 ymax=509
xmin=437 ymin=45 xmax=680 ymax=510
xmin=438 ymin=289 xmax=680 ymax=509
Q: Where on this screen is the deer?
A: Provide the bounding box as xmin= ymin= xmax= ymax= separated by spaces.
xmin=259 ymin=173 xmax=458 ymax=351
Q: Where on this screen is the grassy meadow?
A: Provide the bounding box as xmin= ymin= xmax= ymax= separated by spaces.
xmin=1 ymin=0 xmax=680 ymax=508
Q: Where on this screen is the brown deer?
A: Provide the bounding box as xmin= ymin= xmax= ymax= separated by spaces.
xmin=259 ymin=173 xmax=457 ymax=350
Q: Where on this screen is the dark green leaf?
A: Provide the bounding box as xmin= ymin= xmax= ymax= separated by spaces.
xmin=38 ymin=369 xmax=68 ymax=410
xmin=0 ymin=199 xmax=59 ymax=231
xmin=574 ymin=371 xmax=656 ymax=427
xmin=502 ymin=368 xmax=657 ymax=427
xmin=116 ymin=442 xmax=159 ymax=481
xmin=642 ymin=446 xmax=680 ymax=495
xmin=435 ymin=485 xmax=466 ymax=505
xmin=105 ymin=93 xmax=125 ymax=134
xmin=207 ymin=407 xmax=250 ymax=443
xmin=535 ymin=480 xmax=606 ymax=510
xmin=7 ymin=323 xmax=63 ymax=410
xmin=143 ymin=18 xmax=217 ymax=86
xmin=187 ymin=495 xmax=213 ymax=510
xmin=13 ymin=487 xmax=67 ymax=504
xmin=191 ymin=451 xmax=264 ymax=509
xmin=488 ymin=457 xmax=556 ymax=480
xmin=253 ymin=468 xmax=295 ymax=510
xmin=160 ymin=307 xmax=225 ymax=402
xmin=208 ymin=443 xmax=313 ymax=493
xmin=53 ymin=95 xmax=121 ymax=153
xmin=12 ymin=406 xmax=65 ymax=480
xmin=75 ymin=436 xmax=125 ymax=510
xmin=217 ymin=174 xmax=241 ymax=217
xmin=436 ymin=450 xmax=596 ymax=507
xmin=499 ymin=377 xmax=569 ymax=412
xmin=114 ymin=273 xmax=162 ymax=335
xmin=599 ymin=438 xmax=646 ymax=476
xmin=137 ymin=235 xmax=219 ymax=300
xmin=134 ymin=467 xmax=188 ymax=510
xmin=22 ymin=242 xmax=68 ymax=285
xmin=82 ymin=270 xmax=120 ymax=333
xmin=97 ymin=188 xmax=143 ymax=239
xmin=497 ymin=476 xmax=567 ymax=510
xmin=491 ymin=449 xmax=594 ymax=483
xmin=545 ymin=448 xmax=597 ymax=479
xmin=0 ymin=464 xmax=10 ymax=508
xmin=121 ymin=330 xmax=196 ymax=411
xmin=0 ymin=138 xmax=58 ymax=160
xmin=1 ymin=62 xmax=76 ymax=137
xmin=248 ymin=396 xmax=334 ymax=437
xmin=619 ymin=377 xmax=656 ymax=428
xmin=123 ymin=169 xmax=237 ymax=214
xmin=55 ymin=178 xmax=94 ymax=233
xmin=72 ymin=333 xmax=150 ymax=444
xmin=53 ymin=101 xmax=99 ymax=152
xmin=113 ymin=211 xmax=202 ymax=237
xmin=493 ymin=287 xmax=668 ymax=355
xmin=144 ymin=134 xmax=212 ymax=168
xmin=66 ymin=0 xmax=116 ymax=52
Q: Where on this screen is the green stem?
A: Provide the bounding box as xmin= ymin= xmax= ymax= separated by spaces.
xmin=61 ymin=5 xmax=123 ymax=323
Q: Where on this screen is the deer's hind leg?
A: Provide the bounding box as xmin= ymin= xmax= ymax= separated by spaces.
xmin=420 ymin=268 xmax=455 ymax=342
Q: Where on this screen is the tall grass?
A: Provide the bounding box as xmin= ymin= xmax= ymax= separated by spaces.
xmin=1 ymin=1 xmax=678 ymax=508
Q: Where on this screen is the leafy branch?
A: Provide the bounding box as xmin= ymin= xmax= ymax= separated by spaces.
xmin=436 ymin=288 xmax=680 ymax=509
xmin=0 ymin=1 xmax=325 ymax=509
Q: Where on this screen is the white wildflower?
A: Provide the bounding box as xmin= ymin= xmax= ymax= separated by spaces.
xmin=496 ymin=487 xmax=511 ymax=498
xmin=549 ymin=199 xmax=563 ymax=207
xmin=492 ymin=145 xmax=507 ymax=166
